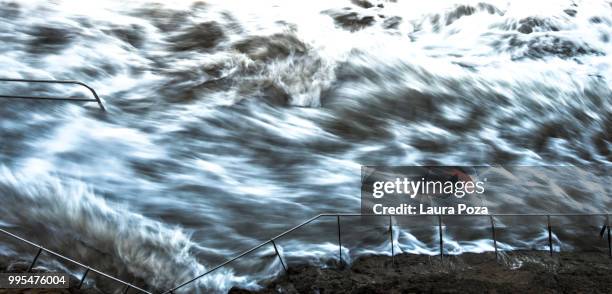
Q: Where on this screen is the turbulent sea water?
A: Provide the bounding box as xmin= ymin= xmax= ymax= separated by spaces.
xmin=0 ymin=0 xmax=610 ymax=293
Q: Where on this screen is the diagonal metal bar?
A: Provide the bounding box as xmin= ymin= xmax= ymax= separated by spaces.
xmin=0 ymin=227 xmax=150 ymax=293
xmin=162 ymin=214 xmax=324 ymax=294
xmin=27 ymin=247 xmax=43 ymax=272
xmin=78 ymin=268 xmax=90 ymax=289
xmin=271 ymin=240 xmax=287 ymax=273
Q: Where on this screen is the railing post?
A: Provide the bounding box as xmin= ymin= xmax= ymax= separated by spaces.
xmin=81 ymin=83 xmax=106 ymax=111
xmin=78 ymin=267 xmax=90 ymax=289
xmin=438 ymin=215 xmax=443 ymax=261
xmin=337 ymin=215 xmax=342 ymax=265
xmin=490 ymin=216 xmax=498 ymax=262
xmin=547 ymin=215 xmax=553 ymax=257
xmin=389 ymin=216 xmax=394 ymax=265
xmin=271 ymin=240 xmax=287 ymax=273
xmin=606 ymin=214 xmax=612 ymax=258
xmin=123 ymin=284 xmax=131 ymax=294
xmin=28 ymin=247 xmax=43 ymax=272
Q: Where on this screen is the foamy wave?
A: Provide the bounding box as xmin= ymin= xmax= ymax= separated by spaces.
xmin=0 ymin=166 xmax=256 ymax=293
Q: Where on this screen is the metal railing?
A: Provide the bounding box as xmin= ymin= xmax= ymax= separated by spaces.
xmin=0 ymin=78 xmax=105 ymax=111
xmin=1 ymin=213 xmax=609 ymax=294
xmin=164 ymin=213 xmax=611 ymax=294
xmin=0 ymin=227 xmax=150 ymax=293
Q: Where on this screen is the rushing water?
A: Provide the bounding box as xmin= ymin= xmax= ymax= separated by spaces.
xmin=0 ymin=0 xmax=610 ymax=293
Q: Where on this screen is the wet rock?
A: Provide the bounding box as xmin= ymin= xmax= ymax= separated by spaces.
xmin=351 ymin=0 xmax=373 ymax=9
xmin=28 ymin=25 xmax=76 ymax=54
xmin=518 ymin=17 xmax=559 ymax=34
xmin=233 ymin=34 xmax=307 ymax=61
xmin=508 ymin=34 xmax=600 ymax=59
xmin=522 ymin=36 xmax=601 ymax=59
xmin=170 ymin=21 xmax=225 ymax=51
xmin=590 ymin=17 xmax=602 ymax=24
xmin=564 ymin=9 xmax=577 ymax=17
xmin=446 ymin=3 xmax=502 ymax=26
xmin=325 ymin=10 xmax=376 ymax=32
xmin=382 ymin=16 xmax=402 ymax=29
xmin=260 ymin=84 xmax=290 ymax=106
xmin=446 ymin=5 xmax=477 ymax=25
xmin=107 ymin=24 xmax=145 ymax=48
xmin=477 ymin=2 xmax=502 ymax=14
xmin=231 ymin=252 xmax=612 ymax=294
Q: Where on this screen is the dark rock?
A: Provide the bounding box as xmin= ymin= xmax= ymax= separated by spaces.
xmin=523 ymin=36 xmax=601 ymax=59
xmin=233 ymin=34 xmax=307 ymax=61
xmin=107 ymin=24 xmax=145 ymax=48
xmin=260 ymin=84 xmax=290 ymax=106
xmin=445 ymin=3 xmax=501 ymax=26
xmin=590 ymin=16 xmax=602 ymax=24
xmin=382 ymin=16 xmax=402 ymax=29
xmin=518 ymin=17 xmax=559 ymax=34
xmin=508 ymin=34 xmax=601 ymax=60
xmin=564 ymin=9 xmax=577 ymax=17
xmin=28 ymin=25 xmax=77 ymax=54
xmin=326 ymin=10 xmax=376 ymax=32
xmin=377 ymin=4 xmax=384 ymax=8
xmin=170 ymin=21 xmax=225 ymax=51
xmin=446 ymin=5 xmax=477 ymax=25
xmin=477 ymin=2 xmax=502 ymax=14
xmin=518 ymin=24 xmax=533 ymax=34
xmin=351 ymin=0 xmax=374 ymax=9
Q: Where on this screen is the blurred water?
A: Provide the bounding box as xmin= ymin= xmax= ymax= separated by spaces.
xmin=0 ymin=0 xmax=610 ymax=292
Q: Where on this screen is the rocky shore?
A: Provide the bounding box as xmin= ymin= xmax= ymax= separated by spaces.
xmin=2 ymin=250 xmax=611 ymax=293
xmin=230 ymin=251 xmax=612 ymax=294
